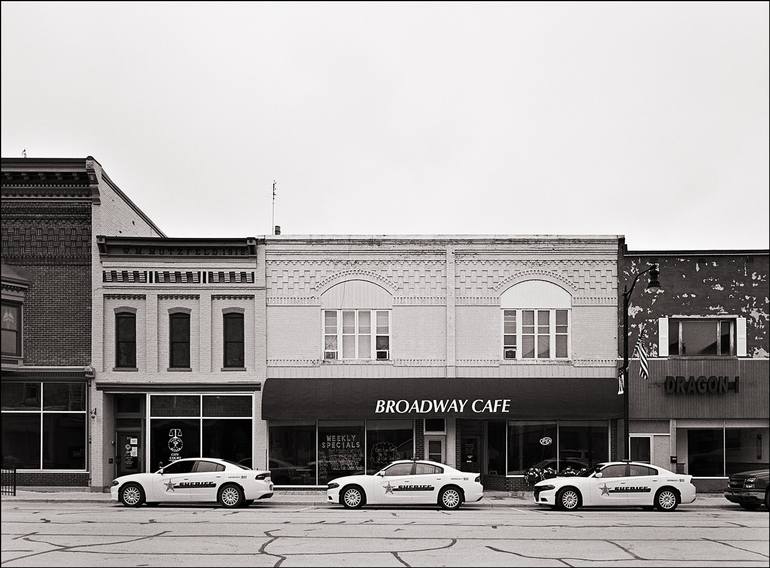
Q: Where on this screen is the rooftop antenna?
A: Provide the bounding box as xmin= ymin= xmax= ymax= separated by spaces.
xmin=22 ymin=149 xmax=27 ymax=158
xmin=271 ymin=180 xmax=277 ymax=235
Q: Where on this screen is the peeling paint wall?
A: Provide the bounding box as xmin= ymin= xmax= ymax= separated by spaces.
xmin=620 ymin=252 xmax=770 ymax=358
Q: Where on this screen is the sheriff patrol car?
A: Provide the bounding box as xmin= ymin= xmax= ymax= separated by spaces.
xmin=111 ymin=457 xmax=273 ymax=508
xmin=533 ymin=461 xmax=696 ymax=511
xmin=326 ymin=459 xmax=484 ymax=510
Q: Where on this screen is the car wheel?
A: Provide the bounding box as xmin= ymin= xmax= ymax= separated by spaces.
xmin=119 ymin=483 xmax=145 ymax=507
xmin=739 ymin=502 xmax=760 ymax=510
xmin=242 ymin=500 xmax=254 ymax=507
xmin=439 ymin=486 xmax=463 ymax=510
xmin=556 ymin=487 xmax=581 ymax=511
xmin=218 ymin=484 xmax=244 ymax=508
xmin=341 ymin=486 xmax=365 ymax=509
xmin=654 ymin=488 xmax=679 ymax=512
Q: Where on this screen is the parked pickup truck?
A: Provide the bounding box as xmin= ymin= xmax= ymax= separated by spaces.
xmin=724 ymin=469 xmax=769 ymax=510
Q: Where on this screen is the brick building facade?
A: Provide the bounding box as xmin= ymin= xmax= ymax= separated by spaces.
xmin=621 ymin=245 xmax=769 ymax=491
xmin=1 ymin=157 xmax=163 ymax=486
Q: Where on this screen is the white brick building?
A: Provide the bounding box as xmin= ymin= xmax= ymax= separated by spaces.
xmin=89 ymin=237 xmax=266 ymax=489
xmin=262 ymin=235 xmax=622 ymax=490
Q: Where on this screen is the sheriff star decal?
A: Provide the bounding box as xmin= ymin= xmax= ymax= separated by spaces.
xmin=384 ymin=482 xmax=394 ymax=494
xmin=600 ymin=483 xmax=610 ymax=496
xmin=164 ymin=479 xmax=176 ymax=492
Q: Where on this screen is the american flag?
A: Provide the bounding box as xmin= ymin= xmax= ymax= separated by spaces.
xmin=635 ymin=336 xmax=649 ymax=381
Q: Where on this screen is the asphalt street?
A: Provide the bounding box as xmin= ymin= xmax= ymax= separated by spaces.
xmin=1 ymin=496 xmax=768 ymax=567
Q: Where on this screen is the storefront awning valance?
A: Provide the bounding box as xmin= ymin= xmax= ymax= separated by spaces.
xmin=262 ymin=377 xmax=623 ymax=420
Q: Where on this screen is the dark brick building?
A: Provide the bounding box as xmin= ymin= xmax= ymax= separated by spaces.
xmin=620 ymin=242 xmax=769 ymax=491
xmin=1 ymin=157 xmax=163 ymax=486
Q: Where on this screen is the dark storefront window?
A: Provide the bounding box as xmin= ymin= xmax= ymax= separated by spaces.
xmin=1 ymin=413 xmax=40 ymax=468
xmin=43 ymin=414 xmax=86 ymax=469
xmin=150 ymin=419 xmax=201 ymax=470
xmin=487 ymin=421 xmax=506 ymax=475
xmin=148 ymin=394 xmax=252 ymax=470
xmin=688 ymin=429 xmax=724 ymax=477
xmin=223 ymin=313 xmax=245 ymax=368
xmin=318 ymin=421 xmax=365 ymax=484
xmin=365 ymin=420 xmax=413 ymax=474
xmin=725 ymin=428 xmax=769 ymax=475
xmin=0 ymin=382 xmax=86 ymax=470
xmin=169 ymin=313 xmax=191 ymax=369
xmin=507 ymin=422 xmax=557 ymax=474
xmin=558 ymin=421 xmax=608 ymax=472
xmin=202 ymin=419 xmax=252 ymax=465
xmin=269 ymin=423 xmax=316 ymax=485
xmin=115 ymin=312 xmax=137 ymax=368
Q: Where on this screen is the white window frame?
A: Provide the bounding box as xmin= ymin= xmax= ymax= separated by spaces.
xmin=501 ymin=308 xmax=571 ymax=360
xmin=667 ymin=316 xmax=739 ymax=358
xmin=322 ymin=309 xmax=391 ymax=361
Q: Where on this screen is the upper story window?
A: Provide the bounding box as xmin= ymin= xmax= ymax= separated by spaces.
xmin=501 ymin=280 xmax=571 ymax=360
xmin=668 ymin=318 xmax=735 ymax=357
xmin=323 ymin=309 xmax=390 ymax=360
xmin=1 ymin=301 xmax=22 ymax=357
xmin=169 ymin=313 xmax=191 ymax=369
xmin=115 ymin=312 xmax=137 ymax=369
xmin=223 ymin=313 xmax=245 ymax=368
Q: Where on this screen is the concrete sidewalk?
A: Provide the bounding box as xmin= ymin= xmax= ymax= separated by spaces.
xmin=1 ymin=488 xmax=730 ymax=507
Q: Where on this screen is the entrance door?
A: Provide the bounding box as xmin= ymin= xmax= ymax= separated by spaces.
xmin=425 ymin=437 xmax=445 ymax=464
xmin=460 ymin=436 xmax=481 ymax=473
xmin=116 ymin=430 xmax=142 ymax=478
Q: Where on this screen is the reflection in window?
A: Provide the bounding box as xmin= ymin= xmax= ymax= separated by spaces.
xmin=366 ymin=420 xmax=413 ymax=474
xmin=43 ymin=414 xmax=86 ymax=469
xmin=726 ymin=428 xmax=769 ymax=475
xmin=1 ymin=301 xmax=21 ymax=356
xmin=150 ymin=418 xmax=201 ymax=470
xmin=1 ymin=413 xmax=41 ymax=468
xmin=169 ymin=313 xmax=191 ymax=368
xmin=687 ymin=429 xmax=724 ymax=477
xmin=507 ymin=422 xmax=557 ymax=474
xmin=202 ymin=419 xmax=252 ymax=465
xmin=383 ymin=463 xmax=413 ymax=476
xmin=558 ymin=422 xmax=608 ymax=472
xmin=318 ymin=421 xmax=364 ymax=484
xmin=269 ymin=423 xmax=316 ymax=485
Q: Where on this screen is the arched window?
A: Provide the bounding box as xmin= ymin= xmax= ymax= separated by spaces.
xmin=115 ymin=312 xmax=137 ymax=368
xmin=169 ymin=312 xmax=191 ymax=369
xmin=500 ymin=280 xmax=571 ymax=360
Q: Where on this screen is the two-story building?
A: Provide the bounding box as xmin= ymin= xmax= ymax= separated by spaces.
xmin=89 ymin=236 xmax=267 ymax=490
xmin=622 ymin=246 xmax=770 ymax=491
xmin=261 ymin=235 xmax=623 ymax=489
xmin=1 ymin=157 xmax=163 ymax=487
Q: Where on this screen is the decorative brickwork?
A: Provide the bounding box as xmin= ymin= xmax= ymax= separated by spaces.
xmin=16 ymin=472 xmax=89 ymax=487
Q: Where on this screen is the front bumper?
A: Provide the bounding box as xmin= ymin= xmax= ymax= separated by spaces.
xmin=724 ymin=489 xmax=765 ymax=505
xmin=533 ymin=487 xmax=557 ymax=505
xmin=110 ymin=485 xmax=119 ymax=501
xmin=326 ymin=487 xmax=341 ymax=504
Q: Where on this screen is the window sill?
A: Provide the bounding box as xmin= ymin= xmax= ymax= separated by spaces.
xmin=221 ymin=367 xmax=247 ymax=371
xmin=666 ymin=356 xmax=739 ymax=360
xmin=500 ymin=359 xmax=572 ymax=365
xmin=112 ymin=367 xmax=138 ymax=372
xmin=167 ymin=367 xmax=192 ymax=372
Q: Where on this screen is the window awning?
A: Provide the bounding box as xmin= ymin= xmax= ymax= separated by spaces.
xmin=262 ymin=377 xmax=623 ymax=420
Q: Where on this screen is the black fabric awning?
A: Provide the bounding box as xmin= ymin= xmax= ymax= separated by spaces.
xmin=262 ymin=377 xmax=623 ymax=420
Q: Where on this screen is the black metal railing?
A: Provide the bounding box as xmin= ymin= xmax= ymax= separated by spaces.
xmin=1 ymin=466 xmax=17 ymax=496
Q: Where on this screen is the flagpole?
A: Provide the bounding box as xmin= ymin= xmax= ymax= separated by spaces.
xmin=271 ymin=180 xmax=276 ymax=235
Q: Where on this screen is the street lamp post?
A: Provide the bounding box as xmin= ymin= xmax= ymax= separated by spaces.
xmin=621 ymin=263 xmax=661 ymax=460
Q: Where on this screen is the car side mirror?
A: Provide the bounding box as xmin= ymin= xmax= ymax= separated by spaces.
xmin=377 ymin=471 xmax=385 ymax=477
xmin=594 ymin=472 xmax=602 ymax=478
xmin=156 ymin=469 xmax=163 ymax=475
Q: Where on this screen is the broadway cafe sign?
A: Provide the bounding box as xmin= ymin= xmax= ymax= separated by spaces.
xmin=375 ymin=398 xmax=512 ymax=415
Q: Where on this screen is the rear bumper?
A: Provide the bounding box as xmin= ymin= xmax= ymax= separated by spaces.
xmin=724 ymin=489 xmax=765 ymax=505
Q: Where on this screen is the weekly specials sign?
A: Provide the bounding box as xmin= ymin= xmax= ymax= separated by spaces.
xmin=375 ymin=399 xmax=512 ymax=415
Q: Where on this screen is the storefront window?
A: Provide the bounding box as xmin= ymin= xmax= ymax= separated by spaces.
xmin=148 ymin=394 xmax=253 ymax=470
xmin=43 ymin=414 xmax=86 ymax=469
xmin=1 ymin=413 xmax=40 ymax=468
xmin=269 ymin=423 xmax=316 ymax=485
xmin=366 ymin=420 xmax=413 ymax=474
xmin=203 ymin=419 xmax=252 ymax=465
xmin=726 ymin=428 xmax=769 ymax=475
xmin=507 ymin=422 xmax=557 ymax=474
xmin=318 ymin=421 xmax=364 ymax=484
xmin=487 ymin=421 xmax=506 ymax=475
xmin=558 ymin=421 xmax=608 ymax=472
xmin=687 ymin=429 xmax=724 ymax=477
xmin=0 ymin=382 xmax=86 ymax=470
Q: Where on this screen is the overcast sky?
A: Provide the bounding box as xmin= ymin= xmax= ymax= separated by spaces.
xmin=2 ymin=2 xmax=768 ymax=249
